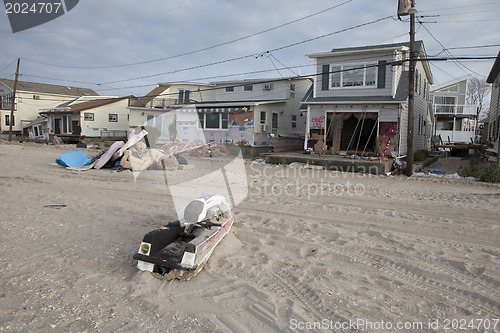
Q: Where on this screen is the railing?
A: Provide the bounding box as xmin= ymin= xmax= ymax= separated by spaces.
xmin=436 ymin=130 xmax=475 ymax=143
xmin=128 ymin=98 xmax=193 ymax=109
xmin=0 ymin=102 xmax=16 ymax=111
xmin=434 ymin=104 xmax=477 ymax=116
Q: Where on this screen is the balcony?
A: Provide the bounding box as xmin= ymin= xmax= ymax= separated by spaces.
xmin=434 ymin=104 xmax=477 ymax=116
xmin=0 ymin=102 xmax=16 ymax=111
xmin=128 ymin=97 xmax=192 ymax=109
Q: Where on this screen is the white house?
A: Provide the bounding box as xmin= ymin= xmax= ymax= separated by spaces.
xmin=302 ymin=41 xmax=433 ymax=157
xmin=39 ymin=96 xmax=130 ymax=142
xmin=430 ymin=76 xmax=478 ymax=144
xmin=0 ymin=79 xmax=98 ymax=134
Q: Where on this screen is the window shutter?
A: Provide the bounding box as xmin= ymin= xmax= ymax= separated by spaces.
xmin=377 ymin=60 xmax=386 ymax=88
xmin=322 ymin=65 xmax=330 ymax=91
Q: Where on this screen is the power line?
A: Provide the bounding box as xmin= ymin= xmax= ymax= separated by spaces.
xmin=20 ymin=0 xmax=354 ymax=70
xmin=418 ymin=1 xmax=500 ymax=13
xmin=417 ymin=20 xmax=486 ymax=78
xmin=100 ymin=15 xmax=393 ymax=85
xmin=0 ymin=59 xmax=18 ymax=75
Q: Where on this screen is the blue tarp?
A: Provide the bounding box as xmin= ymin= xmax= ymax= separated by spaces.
xmin=56 ymin=151 xmax=91 ymax=168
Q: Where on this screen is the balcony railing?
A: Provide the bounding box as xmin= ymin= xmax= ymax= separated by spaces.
xmin=434 ymin=104 xmax=477 ymax=116
xmin=128 ymin=98 xmax=193 ymax=109
xmin=0 ymin=102 xmax=16 ymax=111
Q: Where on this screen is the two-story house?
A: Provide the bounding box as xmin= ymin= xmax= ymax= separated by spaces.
xmin=0 ymin=79 xmax=98 ymax=134
xmin=128 ymin=82 xmax=215 ymax=141
xmin=430 ymin=76 xmax=478 ymax=144
xmin=302 ymin=41 xmax=433 ymax=157
xmin=128 ymin=78 xmax=312 ymax=157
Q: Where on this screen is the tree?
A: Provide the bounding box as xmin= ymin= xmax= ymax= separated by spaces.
xmin=466 ymin=77 xmax=490 ymax=142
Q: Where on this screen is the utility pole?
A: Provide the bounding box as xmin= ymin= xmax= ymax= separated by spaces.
xmin=8 ymin=58 xmax=20 ymax=142
xmin=406 ymin=1 xmax=416 ymax=176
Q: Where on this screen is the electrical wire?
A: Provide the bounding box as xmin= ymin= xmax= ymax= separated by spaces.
xmin=100 ymin=15 xmax=394 ymax=85
xmin=417 ymin=20 xmax=487 ymax=78
xmin=20 ymin=0 xmax=354 ymax=70
xmin=0 ymin=59 xmax=18 ymax=75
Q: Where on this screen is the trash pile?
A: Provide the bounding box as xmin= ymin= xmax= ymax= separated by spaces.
xmin=54 ymin=130 xmax=233 ymax=173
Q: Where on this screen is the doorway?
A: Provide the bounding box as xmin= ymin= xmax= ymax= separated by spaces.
xmin=54 ymin=118 xmax=61 ymax=134
xmin=340 ymin=114 xmax=377 ymax=152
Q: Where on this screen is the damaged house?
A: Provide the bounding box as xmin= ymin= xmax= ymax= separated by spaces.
xmin=38 ymin=96 xmax=130 ymax=142
xmin=128 ymin=78 xmax=312 ymax=157
xmin=303 ymin=41 xmax=433 ymax=157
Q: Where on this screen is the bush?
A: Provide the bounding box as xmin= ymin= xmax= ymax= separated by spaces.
xmin=465 ymin=163 xmax=500 ymax=183
xmin=479 ymin=165 xmax=500 ymax=183
xmin=413 ymin=150 xmax=429 ymax=162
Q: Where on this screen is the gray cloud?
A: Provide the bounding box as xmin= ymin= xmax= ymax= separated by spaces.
xmin=1 ymin=0 xmax=499 ymax=97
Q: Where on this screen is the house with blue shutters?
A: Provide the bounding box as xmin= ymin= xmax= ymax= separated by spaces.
xmin=302 ymin=41 xmax=433 ymax=157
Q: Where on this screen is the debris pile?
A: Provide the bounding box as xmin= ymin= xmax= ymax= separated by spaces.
xmin=54 ymin=130 xmax=235 ymax=173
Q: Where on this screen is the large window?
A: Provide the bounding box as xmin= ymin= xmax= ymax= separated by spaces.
xmin=434 ymin=96 xmax=456 ymax=114
xmin=198 ymin=112 xmax=229 ymax=130
xmin=178 ymin=89 xmax=191 ymax=104
xmin=331 ymin=64 xmax=377 ymax=88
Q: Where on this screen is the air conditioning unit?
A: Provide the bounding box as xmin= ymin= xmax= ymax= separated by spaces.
xmin=260 ymin=124 xmax=268 ymax=132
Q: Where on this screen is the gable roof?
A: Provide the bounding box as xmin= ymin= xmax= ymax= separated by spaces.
xmin=40 ymin=96 xmax=130 ymax=114
xmin=0 ymin=79 xmax=98 ymax=97
xmin=430 ymin=75 xmax=470 ymax=92
xmin=487 ymin=51 xmax=500 ymax=84
xmin=131 ymin=86 xmax=169 ymax=107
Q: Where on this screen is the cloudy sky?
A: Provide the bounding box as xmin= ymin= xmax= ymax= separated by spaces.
xmin=1 ymin=0 xmax=499 ymax=97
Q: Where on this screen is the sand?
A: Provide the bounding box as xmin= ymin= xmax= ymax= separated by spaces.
xmin=0 ymin=141 xmax=499 ymax=332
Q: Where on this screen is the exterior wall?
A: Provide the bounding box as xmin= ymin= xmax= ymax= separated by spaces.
xmin=215 ymin=79 xmax=310 ymax=102
xmin=0 ymin=91 xmax=75 ymax=133
xmin=313 ymin=49 xmax=398 ymax=99
xmin=175 ymin=110 xmax=269 ymax=146
xmin=79 ymin=99 xmax=129 ymax=137
xmin=155 ymin=84 xmax=215 ymax=105
xmin=489 ymin=74 xmax=500 ymax=146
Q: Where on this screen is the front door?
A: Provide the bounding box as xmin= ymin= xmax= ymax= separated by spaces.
xmin=54 ymin=118 xmax=61 ymax=134
xmin=272 ymin=112 xmax=279 ymax=135
xmin=72 ymin=120 xmax=81 ymax=136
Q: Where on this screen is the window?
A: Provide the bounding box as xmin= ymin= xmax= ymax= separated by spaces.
xmin=5 ymin=114 xmax=14 ymax=126
xmin=84 ymin=113 xmax=94 ymax=121
xmin=263 ymin=84 xmax=273 ymax=91
xmin=225 ymin=86 xmax=234 ymax=92
xmin=33 ymin=95 xmax=40 ymax=100
xmin=62 ymin=115 xmax=72 ymax=134
xmin=331 ymin=66 xmax=341 ymax=87
xmin=292 ymin=115 xmax=297 ymax=128
xmin=260 ymin=111 xmax=266 ymax=124
xmin=434 ymin=96 xmax=456 ymax=113
xmin=178 ymin=89 xmax=190 ymax=104
xmin=441 ymin=84 xmax=459 ymax=93
xmin=244 ymin=84 xmax=253 ymax=91
xmin=289 ymin=83 xmax=295 ymax=91
xmin=330 ymin=64 xmax=377 ymax=88
xmin=109 ymin=114 xmax=118 ymax=122
xmin=198 ymin=112 xmax=229 ymax=130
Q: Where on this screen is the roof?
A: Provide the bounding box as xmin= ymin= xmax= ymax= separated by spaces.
xmin=132 ymin=86 xmax=169 ymax=107
xmin=487 ymin=51 xmax=500 ymax=83
xmin=307 ymin=41 xmax=433 ymax=85
xmin=211 ymin=77 xmax=311 ymax=85
xmin=0 ymin=79 xmax=98 ymax=97
xmin=23 ymin=116 xmax=47 ymax=128
xmin=307 ymin=41 xmax=418 ymax=58
xmin=40 ymin=96 xmax=130 ymax=114
xmin=430 ymin=75 xmax=470 ymax=92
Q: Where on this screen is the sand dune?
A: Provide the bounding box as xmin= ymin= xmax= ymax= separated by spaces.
xmin=0 ymin=142 xmax=499 ymax=332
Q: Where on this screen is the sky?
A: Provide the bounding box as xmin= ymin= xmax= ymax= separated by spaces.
xmin=1 ymin=0 xmax=499 ymax=98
